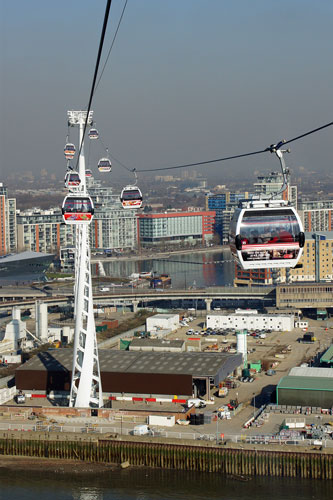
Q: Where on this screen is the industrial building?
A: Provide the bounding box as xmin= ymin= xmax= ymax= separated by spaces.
xmin=15 ymin=349 xmax=242 ymax=399
xmin=146 ymin=314 xmax=179 ymax=333
xmin=276 ymin=367 xmax=333 ymax=408
xmin=320 ymin=345 xmax=333 ymax=368
xmin=206 ymin=309 xmax=294 ymax=332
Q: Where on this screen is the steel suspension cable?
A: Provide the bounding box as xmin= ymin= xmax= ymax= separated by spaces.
xmin=75 ymin=0 xmax=113 ymax=171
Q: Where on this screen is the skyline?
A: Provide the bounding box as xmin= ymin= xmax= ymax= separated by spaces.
xmin=1 ymin=1 xmax=332 ymax=185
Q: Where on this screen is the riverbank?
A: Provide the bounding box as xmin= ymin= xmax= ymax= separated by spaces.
xmin=0 ymin=456 xmax=118 ymax=474
xmin=0 ymin=436 xmax=331 ymax=479
xmin=91 ymin=245 xmax=229 ymax=263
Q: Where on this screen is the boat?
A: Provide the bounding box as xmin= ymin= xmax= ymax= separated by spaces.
xmin=150 ymin=273 xmax=171 ymax=288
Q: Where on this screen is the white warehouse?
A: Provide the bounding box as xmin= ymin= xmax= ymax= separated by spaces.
xmin=206 ymin=310 xmax=294 ymax=332
xmin=146 ymin=313 xmax=180 ymax=332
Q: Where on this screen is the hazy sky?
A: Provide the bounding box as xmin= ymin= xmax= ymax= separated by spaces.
xmin=0 ymin=0 xmax=332 ymax=185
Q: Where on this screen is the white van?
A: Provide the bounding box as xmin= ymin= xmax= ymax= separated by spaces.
xmin=99 ymin=287 xmax=110 ymax=292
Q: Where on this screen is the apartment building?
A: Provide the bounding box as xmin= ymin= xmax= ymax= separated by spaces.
xmin=299 ymin=200 xmax=333 ymax=232
xmin=137 ymin=211 xmax=215 ymax=247
xmin=205 ymin=191 xmax=249 ymax=244
xmin=17 ymin=177 xmax=138 ymax=254
xmin=0 ymin=183 xmax=17 ymax=255
xmin=254 ymin=171 xmax=297 ymax=208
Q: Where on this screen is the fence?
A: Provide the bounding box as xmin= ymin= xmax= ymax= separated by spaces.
xmin=0 ymin=422 xmax=331 ymax=448
xmin=0 ymin=386 xmax=16 ymax=405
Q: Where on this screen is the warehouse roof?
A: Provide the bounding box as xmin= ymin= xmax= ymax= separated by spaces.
xmin=277 ymin=375 xmax=333 ymax=392
xmin=289 ymin=367 xmax=333 ymax=378
xmin=147 ymin=314 xmax=179 ymax=320
xmin=130 ymin=338 xmax=185 ymax=349
xmin=320 ymin=345 xmax=333 ymax=364
xmin=16 ymin=348 xmax=240 ymax=378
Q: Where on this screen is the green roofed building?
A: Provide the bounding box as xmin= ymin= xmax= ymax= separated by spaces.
xmin=320 ymin=345 xmax=333 ymax=368
xmin=277 ymin=367 xmax=333 ymax=408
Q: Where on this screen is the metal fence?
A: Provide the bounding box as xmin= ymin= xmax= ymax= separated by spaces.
xmin=0 ymin=422 xmax=331 ymax=447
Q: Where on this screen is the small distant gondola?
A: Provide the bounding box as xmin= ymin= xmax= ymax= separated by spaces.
xmin=97 ymin=158 xmax=112 ymax=172
xmin=62 ymin=195 xmax=94 ymax=224
xmin=88 ymin=128 xmax=99 ymax=139
xmin=64 ymin=171 xmax=81 ymax=189
xmin=64 ymin=143 xmax=76 ymax=160
xmin=120 ymin=185 xmax=143 ymax=209
xmin=229 ymin=199 xmax=305 ymax=270
xmin=85 ymin=169 xmax=92 ymax=178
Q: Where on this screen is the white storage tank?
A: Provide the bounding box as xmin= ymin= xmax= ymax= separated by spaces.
xmin=12 ymin=306 xmax=21 ymax=321
xmin=236 ymin=330 xmax=247 ymax=367
xmin=36 ymin=301 xmax=48 ymax=340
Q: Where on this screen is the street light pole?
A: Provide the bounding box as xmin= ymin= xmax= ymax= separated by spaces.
xmin=216 ymin=413 xmax=219 ymax=444
xmin=253 ymin=392 xmax=256 ymax=420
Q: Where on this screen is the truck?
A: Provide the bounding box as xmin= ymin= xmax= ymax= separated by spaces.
xmin=218 ymin=387 xmax=229 ymax=398
xmin=187 ymin=398 xmax=206 ymax=408
xmin=132 ymin=424 xmax=153 ymax=436
xmin=300 ymin=333 xmax=316 ymax=343
xmin=15 ymin=391 xmax=26 ymax=404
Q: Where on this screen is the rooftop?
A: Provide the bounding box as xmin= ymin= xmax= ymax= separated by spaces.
xmin=0 ymin=251 xmax=54 ymax=263
xmin=17 ymin=349 xmax=240 ymax=378
xmin=277 ymin=375 xmax=333 ymax=392
xmin=130 ymin=338 xmax=185 ymax=348
xmin=320 ymin=345 xmax=333 ymax=364
xmin=289 ymin=367 xmax=333 ymax=378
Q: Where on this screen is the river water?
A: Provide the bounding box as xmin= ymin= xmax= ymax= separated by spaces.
xmin=94 ymin=249 xmax=235 ymax=289
xmin=0 ymin=467 xmax=331 ymax=499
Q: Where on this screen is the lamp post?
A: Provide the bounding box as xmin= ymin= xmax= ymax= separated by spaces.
xmin=216 ymin=413 xmax=219 ymax=444
xmin=253 ymin=392 xmax=256 ymax=420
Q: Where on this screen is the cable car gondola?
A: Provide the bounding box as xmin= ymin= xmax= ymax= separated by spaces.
xmin=229 ymin=199 xmax=305 ymax=270
xmin=85 ymin=169 xmax=92 ymax=178
xmin=64 ymin=171 xmax=81 ymax=189
xmin=64 ymin=143 xmax=76 ymax=160
xmin=120 ymin=185 xmax=143 ymax=209
xmin=88 ymin=128 xmax=99 ymax=139
xmin=62 ymin=195 xmax=94 ymax=224
xmin=97 ymin=158 xmax=112 ymax=172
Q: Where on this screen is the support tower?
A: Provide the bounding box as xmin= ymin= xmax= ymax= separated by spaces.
xmin=67 ymin=110 xmax=103 ymax=408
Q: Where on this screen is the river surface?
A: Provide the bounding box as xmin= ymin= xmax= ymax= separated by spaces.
xmin=0 ymin=467 xmax=331 ymax=499
xmin=93 ymin=250 xmax=235 ymax=289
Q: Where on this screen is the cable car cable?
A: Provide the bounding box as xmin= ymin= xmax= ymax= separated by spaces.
xmin=94 ymin=0 xmax=128 ymax=95
xmin=74 ymin=0 xmax=113 ymax=171
xmin=135 ymin=148 xmax=268 ymax=173
xmin=273 ymin=120 xmax=333 ymax=149
xmin=98 ymin=133 xmax=133 ymax=172
xmin=134 ymin=119 xmax=333 ymax=173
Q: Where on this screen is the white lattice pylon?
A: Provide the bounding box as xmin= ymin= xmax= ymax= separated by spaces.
xmin=67 ymin=110 xmax=103 ymax=408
